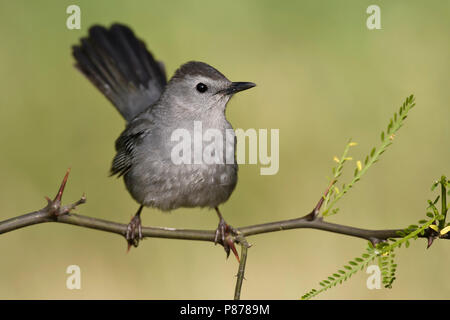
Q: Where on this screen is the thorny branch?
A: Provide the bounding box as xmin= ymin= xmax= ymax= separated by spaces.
xmin=0 ymin=169 xmax=448 ymax=299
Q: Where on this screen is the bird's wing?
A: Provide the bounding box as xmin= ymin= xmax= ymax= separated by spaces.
xmin=110 ymin=118 xmax=153 ymax=177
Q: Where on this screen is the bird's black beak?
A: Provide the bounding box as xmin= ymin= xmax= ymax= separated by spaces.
xmin=222 ymin=82 xmax=256 ymax=95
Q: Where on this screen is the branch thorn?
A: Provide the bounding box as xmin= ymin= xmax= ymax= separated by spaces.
xmin=44 ymin=168 xmax=86 ymax=217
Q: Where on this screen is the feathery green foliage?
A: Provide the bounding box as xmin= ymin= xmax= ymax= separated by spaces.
xmin=302 ymin=176 xmax=448 ymax=299
xmin=301 ymin=246 xmax=378 ymax=300
xmin=302 ymin=93 xmax=449 ymax=299
xmin=301 ymin=217 xmax=436 ymax=300
xmin=379 ymin=251 xmax=396 ymax=289
xmin=322 ymin=95 xmax=416 ymax=216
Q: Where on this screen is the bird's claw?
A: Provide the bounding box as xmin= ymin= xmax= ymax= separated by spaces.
xmin=215 ymin=218 xmax=240 ymax=262
xmin=126 ymin=214 xmax=143 ymax=251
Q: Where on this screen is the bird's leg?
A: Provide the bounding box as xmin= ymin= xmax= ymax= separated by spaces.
xmin=126 ymin=205 xmax=144 ymax=251
xmin=214 ymin=207 xmax=240 ymax=262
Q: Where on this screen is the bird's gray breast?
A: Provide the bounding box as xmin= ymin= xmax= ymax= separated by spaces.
xmin=123 ymin=118 xmax=238 ymax=211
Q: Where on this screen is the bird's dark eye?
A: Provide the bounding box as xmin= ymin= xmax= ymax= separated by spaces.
xmin=196 ymin=83 xmax=208 ymax=93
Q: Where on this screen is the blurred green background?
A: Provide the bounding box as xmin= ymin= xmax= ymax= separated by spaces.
xmin=0 ymin=0 xmax=449 ymax=299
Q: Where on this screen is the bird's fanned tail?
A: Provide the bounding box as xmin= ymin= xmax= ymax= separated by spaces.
xmin=72 ymin=23 xmax=167 ymax=121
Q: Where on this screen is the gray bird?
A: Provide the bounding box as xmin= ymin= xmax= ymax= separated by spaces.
xmin=72 ymin=23 xmax=255 ymax=259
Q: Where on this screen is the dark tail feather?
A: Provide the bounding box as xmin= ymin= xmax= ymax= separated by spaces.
xmin=72 ymin=23 xmax=167 ymax=121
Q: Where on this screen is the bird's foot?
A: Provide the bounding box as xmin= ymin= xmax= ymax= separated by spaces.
xmin=126 ymin=213 xmax=143 ymax=251
xmin=215 ymin=218 xmax=240 ymax=262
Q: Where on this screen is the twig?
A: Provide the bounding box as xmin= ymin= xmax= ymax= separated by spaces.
xmin=234 ymin=234 xmax=250 ymax=300
xmin=4 ymin=206 xmax=449 ymax=243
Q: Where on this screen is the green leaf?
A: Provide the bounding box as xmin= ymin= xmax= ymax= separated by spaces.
xmin=433 ymin=196 xmax=440 ymax=205
xmin=431 ymin=181 xmax=439 ymax=191
xmin=396 ymin=230 xmax=406 ymax=236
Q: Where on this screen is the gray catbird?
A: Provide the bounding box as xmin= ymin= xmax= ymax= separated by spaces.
xmin=72 ymin=23 xmax=255 ymax=259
